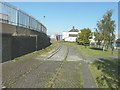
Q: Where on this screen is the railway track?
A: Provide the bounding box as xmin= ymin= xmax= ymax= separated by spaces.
xmin=2 ymin=45 xmax=83 ymax=88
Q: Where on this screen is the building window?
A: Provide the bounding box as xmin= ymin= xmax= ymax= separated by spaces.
xmin=69 ymin=34 xmax=77 ymax=37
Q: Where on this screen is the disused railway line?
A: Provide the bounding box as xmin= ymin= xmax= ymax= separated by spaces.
xmin=2 ymin=45 xmax=69 ymax=88
xmin=2 ymin=45 xmax=83 ymax=88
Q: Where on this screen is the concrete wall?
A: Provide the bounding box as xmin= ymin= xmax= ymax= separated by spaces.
xmin=0 ymin=23 xmax=2 ymax=63
xmin=37 ymin=33 xmax=51 ymax=50
xmin=16 ymin=26 xmax=28 ymax=35
xmin=2 ymin=34 xmax=12 ymax=62
xmin=1 ymin=23 xmax=47 ymax=36
xmin=2 ymin=23 xmax=51 ymax=62
xmin=11 ymin=36 xmax=36 ymax=60
xmin=1 ymin=23 xmax=16 ymax=35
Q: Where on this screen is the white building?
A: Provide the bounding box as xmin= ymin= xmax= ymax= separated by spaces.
xmin=50 ymin=34 xmax=56 ymax=39
xmin=89 ymin=32 xmax=96 ymax=46
xmin=50 ymin=33 xmax=57 ymax=43
xmin=62 ymin=26 xmax=79 ymax=42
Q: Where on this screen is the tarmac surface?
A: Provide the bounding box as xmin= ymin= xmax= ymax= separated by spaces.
xmin=2 ymin=44 xmax=97 ymax=88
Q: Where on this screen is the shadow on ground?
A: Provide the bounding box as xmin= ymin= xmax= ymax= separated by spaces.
xmin=93 ymin=58 xmax=120 ymax=89
xmin=90 ymin=47 xmax=107 ymax=51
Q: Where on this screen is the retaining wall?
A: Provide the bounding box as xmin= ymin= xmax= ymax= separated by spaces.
xmin=11 ymin=36 xmax=36 ymax=60
xmin=2 ymin=23 xmax=51 ymax=62
xmin=2 ymin=34 xmax=12 ymax=62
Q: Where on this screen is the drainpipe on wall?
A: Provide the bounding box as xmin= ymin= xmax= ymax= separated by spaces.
xmin=30 ymin=35 xmax=38 ymax=51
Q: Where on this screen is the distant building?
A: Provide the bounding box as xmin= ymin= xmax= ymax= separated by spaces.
xmin=89 ymin=32 xmax=96 ymax=46
xmin=56 ymin=35 xmax=62 ymax=41
xmin=50 ymin=34 xmax=56 ymax=39
xmin=116 ymin=39 xmax=120 ymax=46
xmin=50 ymin=34 xmax=57 ymax=43
xmin=115 ymin=39 xmax=120 ymax=49
xmin=62 ymin=26 xmax=79 ymax=42
xmin=89 ymin=33 xmax=120 ymax=49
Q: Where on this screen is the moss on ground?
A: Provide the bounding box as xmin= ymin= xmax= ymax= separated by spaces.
xmin=89 ymin=58 xmax=119 ymax=89
xmin=34 ymin=42 xmax=59 ymax=56
xmin=60 ymin=41 xmax=118 ymax=58
xmin=60 ymin=41 xmax=119 ymax=89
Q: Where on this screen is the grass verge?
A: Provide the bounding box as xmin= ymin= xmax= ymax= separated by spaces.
xmin=60 ymin=41 xmax=119 ymax=89
xmin=34 ymin=42 xmax=59 ymax=56
xmin=14 ymin=42 xmax=59 ymax=61
xmin=89 ymin=58 xmax=119 ymax=89
xmin=60 ymin=41 xmax=118 ymax=58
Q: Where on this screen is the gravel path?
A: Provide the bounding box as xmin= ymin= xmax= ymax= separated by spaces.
xmin=10 ymin=61 xmax=62 ymax=88
xmin=47 ymin=45 xmax=68 ymax=61
xmin=2 ymin=45 xmax=68 ymax=88
xmin=80 ymin=60 xmax=97 ymax=88
xmin=2 ymin=44 xmax=97 ymax=88
xmin=53 ymin=61 xmax=82 ymax=88
xmin=66 ymin=46 xmax=82 ymax=61
xmin=75 ymin=46 xmax=97 ymax=88
xmin=2 ymin=53 xmax=43 ymax=87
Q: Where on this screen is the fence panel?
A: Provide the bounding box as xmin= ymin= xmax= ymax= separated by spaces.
xmin=0 ymin=2 xmax=47 ymax=34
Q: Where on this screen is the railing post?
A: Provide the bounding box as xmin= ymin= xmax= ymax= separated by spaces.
xmin=16 ymin=8 xmax=19 ymax=35
xmin=17 ymin=8 xmax=19 ymax=27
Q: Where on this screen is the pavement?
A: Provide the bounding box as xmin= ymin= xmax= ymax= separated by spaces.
xmin=80 ymin=60 xmax=97 ymax=88
xmin=2 ymin=44 xmax=97 ymax=88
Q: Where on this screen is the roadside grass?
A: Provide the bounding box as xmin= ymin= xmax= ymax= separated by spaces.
xmin=77 ymin=63 xmax=83 ymax=88
xmin=14 ymin=42 xmax=59 ymax=61
xmin=60 ymin=41 xmax=119 ymax=89
xmin=34 ymin=42 xmax=59 ymax=56
xmin=53 ymin=61 xmax=83 ymax=88
xmin=65 ymin=61 xmax=83 ymax=88
xmin=89 ymin=58 xmax=120 ymax=89
xmin=76 ymin=45 xmax=118 ymax=59
xmin=60 ymin=41 xmax=118 ymax=58
xmin=89 ymin=63 xmax=109 ymax=88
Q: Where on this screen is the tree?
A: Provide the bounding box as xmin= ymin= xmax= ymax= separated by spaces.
xmin=96 ymin=10 xmax=116 ymax=52
xmin=76 ymin=28 xmax=91 ymax=48
xmin=94 ymin=29 xmax=103 ymax=48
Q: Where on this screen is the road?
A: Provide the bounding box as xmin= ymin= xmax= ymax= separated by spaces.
xmin=2 ymin=44 xmax=97 ymax=88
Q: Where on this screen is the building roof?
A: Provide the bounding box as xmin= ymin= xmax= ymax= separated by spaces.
xmin=69 ymin=26 xmax=79 ymax=32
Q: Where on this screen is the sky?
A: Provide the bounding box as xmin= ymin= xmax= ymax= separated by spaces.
xmin=10 ymin=2 xmax=118 ymax=37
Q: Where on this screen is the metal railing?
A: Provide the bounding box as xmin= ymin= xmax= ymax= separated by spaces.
xmin=0 ymin=2 xmax=47 ymax=34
